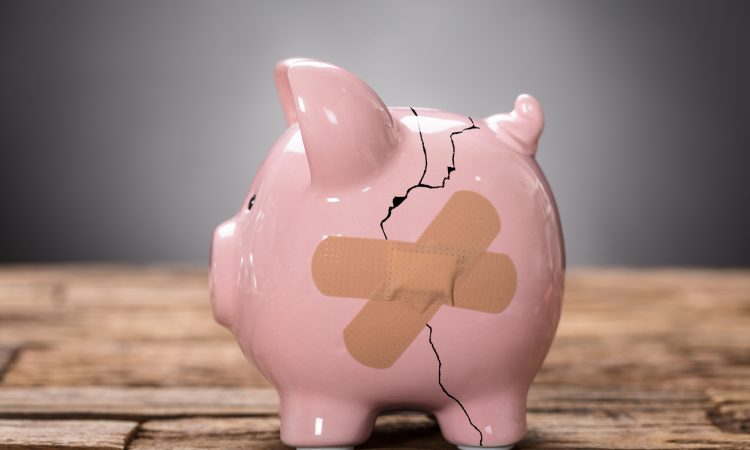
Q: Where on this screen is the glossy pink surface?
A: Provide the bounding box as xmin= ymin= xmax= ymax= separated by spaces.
xmin=210 ymin=58 xmax=564 ymax=448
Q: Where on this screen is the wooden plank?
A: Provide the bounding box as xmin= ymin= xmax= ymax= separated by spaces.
xmin=0 ymin=266 xmax=246 ymax=386
xmin=2 ymin=342 xmax=267 ymax=387
xmin=0 ymin=419 xmax=138 ymax=450
xmin=535 ymin=269 xmax=750 ymax=391
xmin=0 ymin=387 xmax=278 ymax=419
xmin=0 ymin=310 xmax=230 ymax=347
xmin=536 ymin=333 xmax=750 ymax=389
xmin=524 ymin=386 xmax=750 ymax=448
xmin=559 ymin=270 xmax=750 ymax=339
xmin=0 ymin=265 xmax=211 ymax=345
xmin=0 ymin=282 xmax=221 ymax=346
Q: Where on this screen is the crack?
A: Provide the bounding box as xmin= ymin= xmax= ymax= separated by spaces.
xmin=426 ymin=323 xmax=483 ymax=446
xmin=375 ymin=107 xmax=483 ymax=445
xmin=379 ymin=107 xmax=479 ymax=239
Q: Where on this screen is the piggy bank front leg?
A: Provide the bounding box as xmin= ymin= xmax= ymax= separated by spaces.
xmin=279 ymin=393 xmax=377 ymax=449
xmin=435 ymin=390 xmax=526 ymax=450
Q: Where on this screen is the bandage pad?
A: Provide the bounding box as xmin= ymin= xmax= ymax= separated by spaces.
xmin=311 ymin=191 xmax=517 ymax=369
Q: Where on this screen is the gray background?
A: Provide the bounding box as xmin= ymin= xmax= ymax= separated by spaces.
xmin=1 ymin=0 xmax=748 ymax=266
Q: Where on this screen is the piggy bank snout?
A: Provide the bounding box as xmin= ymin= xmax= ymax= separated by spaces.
xmin=209 ymin=219 xmax=242 ymax=330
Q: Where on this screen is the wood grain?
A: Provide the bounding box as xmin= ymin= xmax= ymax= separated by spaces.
xmin=0 ymin=266 xmax=747 ymax=449
xmin=2 ymin=342 xmax=266 ymax=387
xmin=0 ymin=387 xmax=278 ymax=419
xmin=128 ymin=417 xmax=285 ymax=450
xmin=707 ymin=388 xmax=750 ymax=434
xmin=0 ymin=419 xmax=138 ymax=450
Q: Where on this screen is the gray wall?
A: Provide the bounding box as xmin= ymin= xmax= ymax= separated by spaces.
xmin=1 ymin=0 xmax=748 ymax=266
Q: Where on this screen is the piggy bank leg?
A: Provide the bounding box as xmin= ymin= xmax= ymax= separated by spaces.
xmin=435 ymin=392 xmax=526 ymax=449
xmin=279 ymin=395 xmax=376 ymax=449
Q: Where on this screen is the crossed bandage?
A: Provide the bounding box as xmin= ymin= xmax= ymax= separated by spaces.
xmin=312 ymin=191 xmax=517 ymax=369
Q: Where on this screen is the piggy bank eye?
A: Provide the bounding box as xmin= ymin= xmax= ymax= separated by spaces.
xmin=247 ymin=194 xmax=256 ymax=211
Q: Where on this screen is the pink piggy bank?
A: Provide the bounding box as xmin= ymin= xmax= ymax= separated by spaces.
xmin=210 ymin=58 xmax=564 ymax=450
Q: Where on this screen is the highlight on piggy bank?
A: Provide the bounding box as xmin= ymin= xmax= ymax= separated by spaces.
xmin=209 ymin=58 xmax=564 ymax=450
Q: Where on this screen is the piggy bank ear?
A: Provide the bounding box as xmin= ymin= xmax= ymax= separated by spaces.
xmin=275 ymin=59 xmax=399 ymax=188
xmin=484 ymin=94 xmax=544 ymax=157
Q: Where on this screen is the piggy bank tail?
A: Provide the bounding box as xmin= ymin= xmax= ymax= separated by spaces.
xmin=484 ymin=94 xmax=544 ymax=157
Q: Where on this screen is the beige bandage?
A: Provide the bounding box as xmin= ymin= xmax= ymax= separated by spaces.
xmin=311 ymin=191 xmax=517 ymax=369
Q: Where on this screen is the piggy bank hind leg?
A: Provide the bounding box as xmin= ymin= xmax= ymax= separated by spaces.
xmin=434 ymin=391 xmax=526 ymax=449
xmin=280 ymin=394 xmax=377 ymax=449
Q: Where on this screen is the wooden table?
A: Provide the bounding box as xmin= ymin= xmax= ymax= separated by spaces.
xmin=0 ymin=266 xmax=748 ymax=449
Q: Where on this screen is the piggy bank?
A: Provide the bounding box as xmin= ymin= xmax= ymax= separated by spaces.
xmin=210 ymin=58 xmax=564 ymax=450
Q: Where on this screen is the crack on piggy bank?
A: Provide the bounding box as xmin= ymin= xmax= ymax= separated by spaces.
xmin=376 ymin=107 xmax=483 ymax=445
xmin=426 ymin=323 xmax=483 ymax=446
xmin=378 ymin=108 xmax=479 ymax=240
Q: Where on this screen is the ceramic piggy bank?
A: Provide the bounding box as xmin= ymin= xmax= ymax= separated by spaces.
xmin=210 ymin=58 xmax=564 ymax=450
